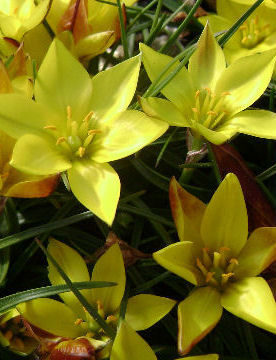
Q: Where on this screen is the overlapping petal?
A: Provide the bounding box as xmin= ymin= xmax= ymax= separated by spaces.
xmin=10 ymin=134 xmax=72 ymax=175
xmin=188 ymin=24 xmax=226 ymax=91
xmin=35 ymin=38 xmax=93 ymax=123
xmin=200 ymin=173 xmax=248 ymax=256
xmin=139 ymin=43 xmax=195 ymax=113
xmin=111 ymin=320 xmax=156 ymax=360
xmin=68 ymin=160 xmax=120 ymax=226
xmin=17 ymin=298 xmax=82 ymax=338
xmin=178 ymin=287 xmax=223 ymax=355
xmin=228 ymin=110 xmax=276 ymax=140
xmin=48 ymin=238 xmax=91 ymax=317
xmin=235 ymin=227 xmax=276 ymax=278
xmin=91 ymin=243 xmax=126 ymax=315
xmin=91 ymin=110 xmax=168 ymax=163
xmin=153 ymin=242 xmax=202 ymax=285
xmin=125 ymin=294 xmax=176 ymax=331
xmin=221 ymin=277 xmax=276 ymax=334
xmin=90 ymin=55 xmax=141 ymax=124
xmin=139 ymin=97 xmax=189 ymax=127
xmin=215 ymin=49 xmax=276 ymax=114
xmin=169 ymin=177 xmax=205 ymax=246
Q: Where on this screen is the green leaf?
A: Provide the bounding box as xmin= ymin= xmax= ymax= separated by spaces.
xmin=0 ymin=281 xmax=116 ymax=313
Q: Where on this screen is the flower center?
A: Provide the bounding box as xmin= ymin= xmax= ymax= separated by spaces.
xmin=43 ymin=106 xmax=101 ymax=160
xmin=0 ymin=316 xmax=29 ymax=352
xmin=191 ymin=88 xmax=230 ymax=130
xmin=239 ymin=16 xmax=272 ymax=49
xmin=196 ymin=247 xmax=239 ymax=289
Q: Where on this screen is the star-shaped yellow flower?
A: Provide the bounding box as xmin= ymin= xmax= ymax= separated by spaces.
xmin=153 ymin=173 xmax=276 ymax=355
xmin=140 ymin=24 xmax=276 ymax=145
xmin=0 ymin=38 xmax=168 ymax=225
xmin=199 ymin=0 xmax=276 ymax=78
xmin=17 ymin=239 xmax=176 ymax=360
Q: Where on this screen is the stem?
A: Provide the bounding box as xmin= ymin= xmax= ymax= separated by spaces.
xmin=207 ymin=143 xmax=222 ymax=184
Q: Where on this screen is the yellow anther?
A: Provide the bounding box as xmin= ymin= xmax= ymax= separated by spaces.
xmin=204 ymin=87 xmax=211 ymax=94
xmin=221 ymin=272 xmax=234 ymax=284
xmin=192 ymin=107 xmax=199 ymax=113
xmin=230 ymin=258 xmax=239 ymax=265
xmin=202 ymin=248 xmax=212 ymax=268
xmin=74 ymin=318 xmax=83 ymax=325
xmin=239 ymin=24 xmax=248 ymax=31
xmin=106 ymin=315 xmax=117 ymax=324
xmin=4 ymin=330 xmax=13 ymax=341
xmin=83 ymin=111 xmax=94 ymax=123
xmin=226 ymin=258 xmax=239 ymax=273
xmin=88 ymin=129 xmax=101 ymax=135
xmin=43 ymin=125 xmax=57 ymax=131
xmin=195 ymin=90 xmax=201 ymax=98
xmin=221 ymin=91 xmax=231 ymax=97
xmin=241 ymin=36 xmax=248 ymax=44
xmin=207 ymin=111 xmax=217 ymax=116
xmin=66 ymin=105 xmax=72 ymax=120
xmin=77 ymin=146 xmax=86 ymax=158
xmin=56 ymin=137 xmax=66 ymax=145
xmin=219 ymin=247 xmax=230 ymax=253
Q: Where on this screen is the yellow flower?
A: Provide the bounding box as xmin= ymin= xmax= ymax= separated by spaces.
xmin=45 ymin=0 xmax=136 ymax=61
xmin=0 ymin=0 xmax=50 ymax=42
xmin=198 ymin=0 xmax=276 ymax=78
xmin=139 ymin=24 xmax=276 ymax=145
xmin=153 ymin=173 xmax=276 ymax=355
xmin=0 ymin=39 xmax=168 ymax=225
xmin=17 ymin=239 xmax=176 ymax=360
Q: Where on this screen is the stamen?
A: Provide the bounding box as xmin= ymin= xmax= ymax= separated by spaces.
xmin=88 ymin=129 xmax=102 ymax=135
xmin=221 ymin=272 xmax=234 ymax=286
xmin=205 ymin=272 xmax=219 ymax=287
xmin=106 ymin=315 xmax=117 ymax=324
xmin=56 ymin=137 xmax=66 ymax=145
xmin=202 ymin=248 xmax=212 ymax=268
xmin=76 ymin=146 xmax=86 ymax=158
xmin=226 ymin=258 xmax=239 ymax=273
xmin=195 ymin=90 xmax=201 ymax=98
xmin=83 ymin=111 xmax=94 ymax=123
xmin=196 ymin=258 xmax=208 ymax=275
xmin=213 ymin=252 xmax=221 ymax=269
xmin=44 ymin=125 xmax=57 ymax=131
xmin=74 ymin=319 xmax=83 ymax=325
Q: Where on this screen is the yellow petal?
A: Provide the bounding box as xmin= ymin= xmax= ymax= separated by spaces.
xmin=169 ymin=177 xmax=205 ymax=246
xmin=48 ymin=238 xmax=91 ymax=317
xmin=175 ymin=355 xmax=219 ymax=360
xmin=139 ymin=42 xmax=195 ymax=113
xmin=139 ymin=96 xmax=189 ymax=127
xmin=215 ymin=49 xmax=276 ymax=114
xmin=228 ymin=109 xmax=276 ymax=140
xmin=221 ymin=277 xmax=276 ymax=334
xmin=188 ymin=23 xmax=226 ymax=91
xmin=111 ymin=321 xmax=157 ymax=360
xmin=153 ymin=242 xmax=202 ymax=285
xmin=235 ymin=227 xmax=276 ymax=278
xmin=68 ymin=160 xmax=120 ymax=226
xmin=91 ymin=243 xmax=126 ymax=315
xmin=178 ymin=287 xmax=223 ymax=355
xmin=200 ymin=173 xmax=248 ymax=256
xmin=11 ymin=133 xmax=72 ymax=175
xmin=125 ymin=294 xmax=176 ymax=331
xmin=17 ymin=298 xmax=83 ymax=338
xmin=90 ymin=55 xmax=141 ymax=124
xmin=91 ymin=110 xmax=168 ymax=163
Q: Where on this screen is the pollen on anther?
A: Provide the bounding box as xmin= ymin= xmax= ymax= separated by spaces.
xmin=88 ymin=129 xmax=101 ymax=135
xmin=192 ymin=107 xmax=199 ymax=113
xmin=74 ymin=319 xmax=83 ymax=325
xmin=77 ymin=147 xmax=86 ymax=158
xmin=56 ymin=137 xmax=66 ymax=145
xmin=207 ymin=111 xmax=217 ymax=116
xmin=44 ymin=125 xmax=57 ymax=131
xmin=83 ymin=111 xmax=94 ymax=123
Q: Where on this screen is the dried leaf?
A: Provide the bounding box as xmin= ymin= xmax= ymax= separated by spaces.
xmin=211 ymin=143 xmax=276 ymax=232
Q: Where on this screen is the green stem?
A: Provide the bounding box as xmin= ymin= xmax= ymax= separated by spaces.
xmin=116 ymin=0 xmax=129 ymax=59
xmin=207 ymin=142 xmax=222 ymax=184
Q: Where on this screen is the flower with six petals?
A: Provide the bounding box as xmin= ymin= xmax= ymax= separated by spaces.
xmin=140 ymin=24 xmax=276 ymax=146
xmin=0 ymin=38 xmax=168 ymax=225
xmin=153 ymin=173 xmax=276 ymax=355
